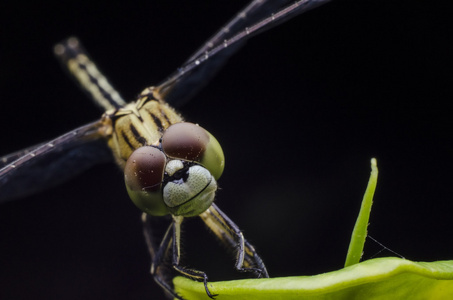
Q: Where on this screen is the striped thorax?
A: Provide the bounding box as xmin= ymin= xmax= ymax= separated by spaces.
xmin=101 ymin=87 xmax=183 ymax=169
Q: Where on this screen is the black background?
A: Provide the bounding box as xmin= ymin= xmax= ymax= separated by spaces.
xmin=1 ymin=1 xmax=452 ymax=299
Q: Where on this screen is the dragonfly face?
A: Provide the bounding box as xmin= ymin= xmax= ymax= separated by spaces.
xmin=124 ymin=122 xmax=225 ymax=217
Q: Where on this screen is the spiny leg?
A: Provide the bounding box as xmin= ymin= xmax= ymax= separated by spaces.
xmin=142 ymin=213 xmax=183 ymax=300
xmin=199 ymin=203 xmax=269 ymax=278
xmin=142 ymin=214 xmax=217 ymax=299
xmin=171 ymin=216 xmax=218 ymax=299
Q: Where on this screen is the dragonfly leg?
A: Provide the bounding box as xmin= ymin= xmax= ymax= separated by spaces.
xmin=142 ymin=214 xmax=217 ymax=299
xmin=171 ymin=216 xmax=218 ymax=299
xmin=199 ymin=204 xmax=269 ymax=278
xmin=142 ymin=214 xmax=185 ymax=300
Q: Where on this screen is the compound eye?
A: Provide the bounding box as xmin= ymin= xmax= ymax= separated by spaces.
xmin=162 ymin=122 xmax=225 ymax=179
xmin=162 ymin=122 xmax=208 ymax=161
xmin=124 ymin=146 xmax=169 ymax=216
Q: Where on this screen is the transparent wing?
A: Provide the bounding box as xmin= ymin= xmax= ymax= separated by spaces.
xmin=0 ymin=121 xmax=112 ymax=203
xmin=155 ymin=0 xmax=330 ymax=106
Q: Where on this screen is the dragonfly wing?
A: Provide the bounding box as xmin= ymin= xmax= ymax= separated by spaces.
xmin=0 ymin=143 xmax=48 ymax=170
xmin=156 ymin=0 xmax=330 ymax=107
xmin=0 ymin=121 xmax=112 ymax=203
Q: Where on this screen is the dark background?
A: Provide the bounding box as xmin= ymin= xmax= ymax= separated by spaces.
xmin=1 ymin=1 xmax=452 ymax=299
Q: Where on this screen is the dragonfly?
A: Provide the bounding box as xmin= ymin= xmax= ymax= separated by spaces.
xmin=0 ymin=0 xmax=330 ymax=299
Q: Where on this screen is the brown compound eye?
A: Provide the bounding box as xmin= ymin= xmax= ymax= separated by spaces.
xmin=161 ymin=122 xmax=208 ymax=161
xmin=162 ymin=122 xmax=225 ymax=180
xmin=124 ymin=146 xmax=169 ymax=216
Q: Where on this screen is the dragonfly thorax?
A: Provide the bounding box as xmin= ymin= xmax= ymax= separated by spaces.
xmin=103 ymin=90 xmax=183 ymax=169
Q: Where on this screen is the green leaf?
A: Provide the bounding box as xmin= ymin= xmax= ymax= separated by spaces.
xmin=345 ymin=158 xmax=378 ymax=267
xmin=174 ymin=258 xmax=453 ymax=299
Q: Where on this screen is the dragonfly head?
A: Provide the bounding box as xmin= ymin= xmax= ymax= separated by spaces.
xmin=124 ymin=122 xmax=225 ymax=217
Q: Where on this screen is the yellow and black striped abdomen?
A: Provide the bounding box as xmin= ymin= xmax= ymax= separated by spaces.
xmin=103 ymin=90 xmax=183 ymax=169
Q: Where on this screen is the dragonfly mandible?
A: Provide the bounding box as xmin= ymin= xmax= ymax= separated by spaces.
xmin=0 ymin=0 xmax=330 ymax=299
